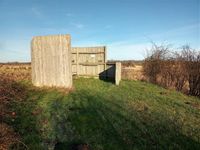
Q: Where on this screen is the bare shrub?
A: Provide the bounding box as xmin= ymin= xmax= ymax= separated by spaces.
xmin=143 ymin=44 xmax=170 ymax=84
xmin=143 ymin=44 xmax=200 ymax=97
xmin=180 ymin=46 xmax=200 ymax=96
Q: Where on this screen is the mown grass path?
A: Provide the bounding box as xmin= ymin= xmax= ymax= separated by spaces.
xmin=11 ymin=78 xmax=200 ymax=150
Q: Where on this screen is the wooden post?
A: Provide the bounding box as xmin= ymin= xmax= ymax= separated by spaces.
xmin=76 ymin=48 xmax=79 ymax=75
xmin=104 ymin=46 xmax=107 ymax=71
xmin=115 ymin=62 xmax=121 ymax=85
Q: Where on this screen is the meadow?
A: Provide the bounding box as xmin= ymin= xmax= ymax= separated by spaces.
xmin=1 ymin=64 xmax=200 ymax=150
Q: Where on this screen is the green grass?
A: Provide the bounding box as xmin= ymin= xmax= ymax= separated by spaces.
xmin=9 ymin=78 xmax=200 ymax=149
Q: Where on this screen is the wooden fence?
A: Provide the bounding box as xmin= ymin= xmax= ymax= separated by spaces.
xmin=71 ymin=46 xmax=121 ymax=85
xmin=31 ymin=34 xmax=121 ymax=87
xmin=71 ymin=47 xmax=106 ymax=76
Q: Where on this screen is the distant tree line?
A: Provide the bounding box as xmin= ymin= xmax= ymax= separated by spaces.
xmin=143 ymin=44 xmax=200 ymax=97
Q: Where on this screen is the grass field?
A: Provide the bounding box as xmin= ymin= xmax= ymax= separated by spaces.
xmin=2 ymin=77 xmax=200 ymax=150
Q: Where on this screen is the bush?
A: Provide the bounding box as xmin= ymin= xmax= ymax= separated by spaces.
xmin=143 ymin=44 xmax=200 ymax=97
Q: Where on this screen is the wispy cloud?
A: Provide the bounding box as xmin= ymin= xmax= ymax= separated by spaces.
xmin=105 ymin=25 xmax=112 ymax=29
xmin=71 ymin=22 xmax=84 ymax=29
xmin=0 ymin=49 xmax=30 ymax=62
xmin=147 ymin=23 xmax=199 ymax=40
xmin=72 ymin=40 xmax=103 ymax=47
xmin=31 ymin=7 xmax=43 ymax=18
xmin=65 ymin=13 xmax=73 ymax=17
xmin=0 ymin=39 xmax=30 ymax=62
xmin=0 ymin=42 xmax=4 ymax=49
xmin=107 ymin=23 xmax=200 ymax=60
xmin=108 ymin=42 xmax=151 ymax=60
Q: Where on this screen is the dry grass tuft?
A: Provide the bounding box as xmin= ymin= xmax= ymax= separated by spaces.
xmin=0 ymin=123 xmax=20 ymax=150
xmin=0 ymin=73 xmax=28 ymax=149
xmin=0 ymin=63 xmax=31 ymax=81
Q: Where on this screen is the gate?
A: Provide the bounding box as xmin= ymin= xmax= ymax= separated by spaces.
xmin=71 ymin=47 xmax=106 ymax=77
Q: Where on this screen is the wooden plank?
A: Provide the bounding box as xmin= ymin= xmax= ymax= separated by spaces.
xmin=76 ymin=48 xmax=79 ymax=75
xmin=104 ymin=46 xmax=107 ymax=72
xmin=71 ymin=52 xmax=104 ymax=54
xmin=79 ymin=62 xmax=105 ymax=65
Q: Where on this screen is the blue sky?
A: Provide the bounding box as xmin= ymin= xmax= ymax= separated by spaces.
xmin=0 ymin=0 xmax=199 ymax=62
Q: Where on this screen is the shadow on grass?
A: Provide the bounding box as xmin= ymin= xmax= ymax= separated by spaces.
xmin=1 ymin=79 xmax=46 ymax=149
xmin=6 ymin=79 xmax=200 ymax=150
xmin=50 ymin=89 xmax=200 ymax=150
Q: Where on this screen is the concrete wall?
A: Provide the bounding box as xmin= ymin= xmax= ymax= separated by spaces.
xmin=104 ymin=62 xmax=121 ymax=85
xmin=115 ymin=62 xmax=121 ymax=85
xmin=31 ymin=34 xmax=72 ymax=88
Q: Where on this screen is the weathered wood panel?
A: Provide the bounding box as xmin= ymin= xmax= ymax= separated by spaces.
xmin=31 ymin=34 xmax=72 ymax=88
xmin=71 ymin=47 xmax=106 ymax=76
